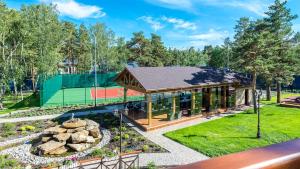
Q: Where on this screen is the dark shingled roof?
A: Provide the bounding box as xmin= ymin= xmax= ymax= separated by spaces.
xmin=120 ymin=66 xmax=252 ymax=92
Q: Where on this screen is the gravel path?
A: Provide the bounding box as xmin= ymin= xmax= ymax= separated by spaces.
xmin=0 ymin=107 xmax=119 ymax=124
xmin=123 ymin=107 xmax=252 ymax=167
xmin=0 ymin=129 xmax=111 ymax=166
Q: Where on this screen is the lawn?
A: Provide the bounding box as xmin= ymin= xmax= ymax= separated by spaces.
xmin=0 ymin=93 xmax=39 ymax=115
xmin=164 ymin=92 xmax=300 ymax=157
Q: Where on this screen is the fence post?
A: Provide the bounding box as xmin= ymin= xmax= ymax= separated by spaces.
xmin=85 ymin=87 xmax=87 ymax=105
xmin=63 ymin=88 xmax=65 ymax=107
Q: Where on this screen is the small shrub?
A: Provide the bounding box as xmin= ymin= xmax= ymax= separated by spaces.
xmin=142 ymin=145 xmax=149 ymax=152
xmin=121 ymin=126 xmax=127 ymax=131
xmin=0 ymin=155 xmax=21 ymax=169
xmin=123 ymin=134 xmax=130 ymax=139
xmin=2 ymin=123 xmax=15 ymax=132
xmin=25 ymin=125 xmax=35 ymax=131
xmin=90 ymin=149 xmax=105 ymax=158
xmin=137 ymin=136 xmax=145 ymax=142
xmin=147 ymin=161 xmax=156 ymax=169
xmin=121 ymin=141 xmax=128 ymax=146
xmin=113 ymin=136 xmax=120 ymax=142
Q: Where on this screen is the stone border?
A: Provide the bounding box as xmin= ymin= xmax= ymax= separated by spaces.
xmin=0 ymin=129 xmax=111 ymax=166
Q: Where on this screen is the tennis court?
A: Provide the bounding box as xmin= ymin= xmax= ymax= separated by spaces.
xmin=42 ymin=86 xmax=144 ymax=107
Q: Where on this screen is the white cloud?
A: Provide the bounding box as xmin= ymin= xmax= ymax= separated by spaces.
xmin=188 ymin=29 xmax=229 ymax=48
xmin=145 ymin=0 xmax=269 ymax=16
xmin=145 ymin=0 xmax=193 ymax=10
xmin=138 ymin=16 xmax=164 ymax=31
xmin=41 ymin=0 xmax=106 ymax=19
xmin=161 ymin=16 xmax=197 ymax=30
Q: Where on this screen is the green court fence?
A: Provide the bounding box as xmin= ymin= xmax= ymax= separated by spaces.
xmin=39 ymin=73 xmax=144 ymax=107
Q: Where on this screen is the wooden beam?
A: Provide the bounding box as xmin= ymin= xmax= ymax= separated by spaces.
xmin=191 ymin=90 xmax=196 ymax=111
xmin=221 ymin=86 xmax=226 ymax=108
xmin=147 ymin=94 xmax=152 ymax=126
xmin=226 ymin=86 xmax=230 ymax=108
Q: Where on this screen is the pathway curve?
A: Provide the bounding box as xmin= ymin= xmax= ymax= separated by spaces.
xmin=124 ymin=107 xmax=251 ymax=167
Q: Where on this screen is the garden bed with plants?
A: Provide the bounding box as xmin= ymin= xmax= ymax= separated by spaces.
xmin=0 ymin=120 xmax=47 ymax=142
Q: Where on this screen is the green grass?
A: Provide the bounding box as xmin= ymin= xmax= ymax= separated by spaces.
xmin=0 ymin=93 xmax=39 ymax=115
xmin=165 ymin=93 xmax=300 ymax=157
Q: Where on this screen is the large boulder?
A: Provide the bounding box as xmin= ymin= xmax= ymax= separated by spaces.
xmin=62 ymin=118 xmax=87 ymax=129
xmin=41 ymin=137 xmax=52 ymax=143
xmin=71 ymin=130 xmax=89 ymax=143
xmin=37 ymin=140 xmax=65 ymax=155
xmin=48 ymin=146 xmax=68 ymax=155
xmin=67 ymin=143 xmax=91 ymax=152
xmin=86 ymin=136 xmax=96 ymax=143
xmin=44 ymin=126 xmax=67 ymax=135
xmin=89 ymin=128 xmax=101 ymax=138
xmin=53 ymin=133 xmax=71 ymax=142
xmin=85 ymin=119 xmax=99 ymax=131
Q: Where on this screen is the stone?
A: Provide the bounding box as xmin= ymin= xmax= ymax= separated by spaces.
xmin=89 ymin=128 xmax=101 ymax=138
xmin=44 ymin=126 xmax=67 ymax=135
xmin=48 ymin=146 xmax=68 ymax=155
xmin=86 ymin=136 xmax=95 ymax=143
xmin=37 ymin=140 xmax=65 ymax=155
xmin=75 ymin=127 xmax=85 ymax=132
xmin=62 ymin=118 xmax=87 ymax=129
xmin=41 ymin=137 xmax=51 ymax=143
xmin=67 ymin=143 xmax=91 ymax=152
xmin=53 ymin=133 xmax=71 ymax=142
xmin=85 ymin=119 xmax=99 ymax=131
xmin=67 ymin=129 xmax=76 ymax=133
xmin=71 ymin=130 xmax=89 ymax=143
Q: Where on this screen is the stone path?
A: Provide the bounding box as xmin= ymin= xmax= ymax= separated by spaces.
xmin=123 ymin=107 xmax=252 ymax=167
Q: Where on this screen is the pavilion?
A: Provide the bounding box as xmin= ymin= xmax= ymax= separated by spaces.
xmin=115 ymin=66 xmax=253 ymax=131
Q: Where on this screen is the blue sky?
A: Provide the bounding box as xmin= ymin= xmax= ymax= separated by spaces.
xmin=5 ymin=0 xmax=300 ymax=49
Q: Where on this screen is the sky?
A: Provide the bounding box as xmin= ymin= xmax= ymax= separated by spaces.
xmin=5 ymin=0 xmax=300 ymax=49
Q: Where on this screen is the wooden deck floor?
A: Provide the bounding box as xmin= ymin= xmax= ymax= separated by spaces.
xmin=125 ymin=110 xmax=220 ymax=131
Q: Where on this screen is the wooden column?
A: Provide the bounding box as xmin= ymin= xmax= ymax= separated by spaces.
xmin=226 ymin=86 xmax=230 ymax=108
xmin=172 ymin=93 xmax=176 ymax=115
xmin=191 ymin=90 xmax=196 ymax=112
xmin=202 ymin=88 xmax=206 ymax=109
xmin=221 ymin=86 xmax=226 ymax=108
xmin=147 ymin=94 xmax=152 ymax=126
xmin=206 ymin=88 xmax=212 ymax=112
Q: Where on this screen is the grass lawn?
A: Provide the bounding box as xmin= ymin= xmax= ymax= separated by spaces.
xmin=0 ymin=93 xmax=39 ymax=115
xmin=164 ymin=92 xmax=300 ymax=157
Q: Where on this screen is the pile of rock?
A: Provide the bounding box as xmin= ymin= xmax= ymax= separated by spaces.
xmin=36 ymin=118 xmax=101 ymax=155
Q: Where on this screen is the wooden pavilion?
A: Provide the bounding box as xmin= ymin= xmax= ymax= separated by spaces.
xmin=115 ymin=66 xmax=253 ymax=131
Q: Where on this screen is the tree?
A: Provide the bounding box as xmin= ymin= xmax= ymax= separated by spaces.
xmin=150 ymin=33 xmax=168 ymax=66
xmin=233 ymin=18 xmax=273 ymax=114
xmin=77 ymin=24 xmax=92 ymax=72
xmin=264 ymin=0 xmax=298 ymax=103
xmin=60 ymin=21 xmax=79 ymax=74
xmin=20 ymin=4 xmax=63 ymax=91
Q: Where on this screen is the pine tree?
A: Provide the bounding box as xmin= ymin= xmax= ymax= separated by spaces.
xmin=264 ymin=0 xmax=298 ymax=103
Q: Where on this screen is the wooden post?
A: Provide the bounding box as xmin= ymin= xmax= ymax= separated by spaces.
xmin=206 ymin=88 xmax=212 ymax=112
xmin=147 ymin=94 xmax=152 ymax=126
xmin=226 ymin=86 xmax=230 ymax=108
xmin=172 ymin=93 xmax=176 ymax=115
xmin=191 ymin=90 xmax=196 ymax=112
xmin=202 ymin=88 xmax=206 ymax=109
xmin=221 ymin=86 xmax=226 ymax=108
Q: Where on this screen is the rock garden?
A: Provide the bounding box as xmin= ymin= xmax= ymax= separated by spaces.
xmin=0 ymin=112 xmax=167 ymax=168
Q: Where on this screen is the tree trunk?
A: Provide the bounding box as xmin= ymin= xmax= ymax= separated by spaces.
xmin=252 ymin=72 xmax=257 ymax=114
xmin=31 ymin=67 xmax=36 ymax=92
xmin=276 ymin=81 xmax=281 ymax=103
xmin=20 ymin=84 xmax=23 ymax=101
xmin=266 ymin=83 xmax=271 ymax=101
xmin=0 ymin=84 xmax=3 ymax=110
xmin=13 ymin=79 xmax=17 ymax=99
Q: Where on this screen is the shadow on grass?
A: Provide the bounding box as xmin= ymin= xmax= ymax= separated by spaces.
xmin=183 ymin=134 xmax=257 ymax=139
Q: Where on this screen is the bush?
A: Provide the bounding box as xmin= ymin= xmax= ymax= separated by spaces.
xmin=90 ymin=149 xmax=105 ymax=158
xmin=113 ymin=136 xmax=120 ymax=142
xmin=19 ymin=125 xmax=35 ymax=132
xmin=0 ymin=155 xmax=21 ymax=169
xmin=121 ymin=126 xmax=127 ymax=131
xmin=147 ymin=161 xmax=156 ymax=169
xmin=142 ymin=145 xmax=149 ymax=152
xmin=123 ymin=134 xmax=130 ymax=139
xmin=2 ymin=123 xmax=15 ymax=132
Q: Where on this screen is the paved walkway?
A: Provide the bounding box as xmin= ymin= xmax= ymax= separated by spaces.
xmin=123 ymin=107 xmax=251 ymax=166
